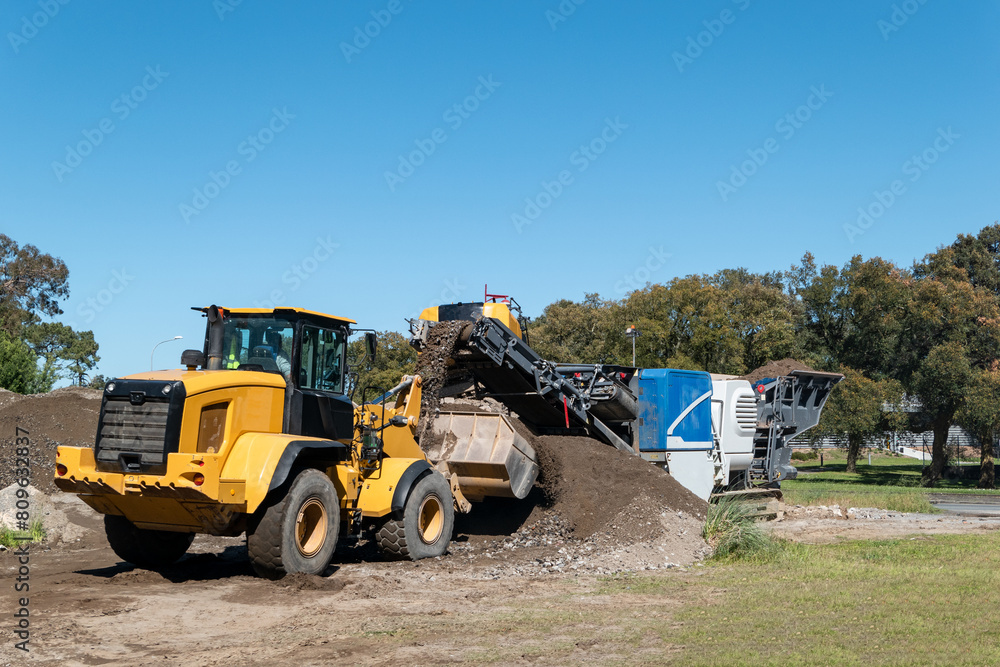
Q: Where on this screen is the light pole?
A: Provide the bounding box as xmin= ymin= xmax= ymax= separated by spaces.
xmin=151 ymin=336 xmax=183 ymax=371
xmin=625 ymin=325 xmax=640 ymax=367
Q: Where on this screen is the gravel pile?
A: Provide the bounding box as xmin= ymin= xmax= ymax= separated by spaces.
xmin=452 ymin=494 xmax=711 ymax=578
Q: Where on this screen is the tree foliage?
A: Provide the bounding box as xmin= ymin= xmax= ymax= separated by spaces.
xmin=0 ymin=234 xmax=70 ymax=336
xmin=346 ymin=331 xmax=417 ymax=402
xmin=955 ymin=365 xmax=1000 ymax=489
xmin=530 ymin=294 xmax=620 ymax=364
xmin=811 ymin=367 xmax=905 ymax=472
xmin=0 ymin=236 xmax=100 ymax=392
xmin=24 ymin=322 xmax=100 ymax=386
xmin=0 ymin=332 xmax=54 ymax=394
xmin=530 ymin=270 xmax=802 ymax=375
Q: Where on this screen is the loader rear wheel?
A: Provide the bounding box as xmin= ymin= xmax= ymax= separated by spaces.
xmin=376 ymin=473 xmax=454 ymax=561
xmin=104 ymin=515 xmax=194 ymax=569
xmin=247 ymin=469 xmax=340 ymax=579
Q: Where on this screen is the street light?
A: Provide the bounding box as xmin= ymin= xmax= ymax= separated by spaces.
xmin=625 ymin=325 xmax=641 ymax=367
xmin=151 ymin=336 xmax=183 ymax=371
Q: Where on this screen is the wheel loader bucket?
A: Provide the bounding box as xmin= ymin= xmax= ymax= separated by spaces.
xmin=426 ymin=411 xmax=539 ymax=501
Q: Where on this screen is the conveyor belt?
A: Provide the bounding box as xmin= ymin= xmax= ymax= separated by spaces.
xmin=456 ymin=317 xmax=639 ymax=451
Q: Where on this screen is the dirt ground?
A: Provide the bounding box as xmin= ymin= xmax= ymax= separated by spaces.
xmin=4 ymin=493 xmax=1000 ymax=666
xmin=0 ymin=486 xmax=706 ymax=666
xmin=767 ymin=503 xmax=1000 ymax=544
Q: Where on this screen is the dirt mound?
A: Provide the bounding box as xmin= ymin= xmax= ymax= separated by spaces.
xmin=108 ymin=569 xmax=167 ymax=585
xmin=448 ymin=422 xmax=711 ymax=574
xmin=276 ymin=573 xmax=348 ymax=592
xmin=0 ymin=389 xmax=102 ymax=493
xmin=532 ymin=434 xmax=707 ymax=536
xmin=0 ymin=387 xmax=25 ymax=410
xmin=740 ymin=358 xmax=816 ymax=384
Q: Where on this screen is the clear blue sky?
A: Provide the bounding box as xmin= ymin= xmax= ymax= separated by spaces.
xmin=2 ymin=1 xmax=998 ymax=380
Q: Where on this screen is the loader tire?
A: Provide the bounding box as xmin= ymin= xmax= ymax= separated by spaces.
xmin=376 ymin=473 xmax=454 ymax=561
xmin=104 ymin=515 xmax=194 ymax=569
xmin=246 ymin=468 xmax=340 ymax=579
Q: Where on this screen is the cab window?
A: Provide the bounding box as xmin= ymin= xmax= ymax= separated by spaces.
xmin=221 ymin=316 xmax=294 ymax=377
xmin=299 ymin=325 xmax=346 ymax=393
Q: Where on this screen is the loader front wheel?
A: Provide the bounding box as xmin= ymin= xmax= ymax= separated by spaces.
xmin=247 ymin=469 xmax=340 ymax=579
xmin=376 ymin=473 xmax=454 ymax=560
xmin=104 ymin=515 xmax=194 ymax=569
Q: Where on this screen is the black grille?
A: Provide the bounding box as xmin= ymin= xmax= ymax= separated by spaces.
xmin=96 ymin=398 xmax=170 ymax=467
xmin=94 ymin=379 xmax=185 ymax=473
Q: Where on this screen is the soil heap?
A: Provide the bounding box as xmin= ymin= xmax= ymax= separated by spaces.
xmin=740 ymin=358 xmax=817 ymax=384
xmin=0 ymin=387 xmax=101 ymax=493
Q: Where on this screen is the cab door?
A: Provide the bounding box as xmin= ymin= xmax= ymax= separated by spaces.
xmin=286 ymin=324 xmax=353 ymax=441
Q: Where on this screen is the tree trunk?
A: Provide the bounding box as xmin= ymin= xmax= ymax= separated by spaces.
xmin=979 ymin=430 xmax=996 ymax=490
xmin=922 ymin=419 xmax=950 ymax=487
xmin=845 ymin=433 xmax=861 ymax=474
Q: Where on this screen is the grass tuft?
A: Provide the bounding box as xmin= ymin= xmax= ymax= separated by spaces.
xmin=703 ymin=497 xmax=782 ymax=562
xmin=0 ymin=519 xmax=46 ymax=548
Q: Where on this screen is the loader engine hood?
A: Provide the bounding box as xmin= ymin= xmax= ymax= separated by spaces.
xmin=94 ymin=370 xmax=287 ymax=475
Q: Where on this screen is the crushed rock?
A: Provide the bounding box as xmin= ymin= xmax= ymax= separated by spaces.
xmin=846 ymin=507 xmax=907 ymax=520
xmin=451 ymin=493 xmax=711 ymax=577
xmin=0 ymin=484 xmax=87 ymax=543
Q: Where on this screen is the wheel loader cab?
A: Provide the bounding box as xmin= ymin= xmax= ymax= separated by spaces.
xmin=204 ymin=307 xmax=355 ymax=443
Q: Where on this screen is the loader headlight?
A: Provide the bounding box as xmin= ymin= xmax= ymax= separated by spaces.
xmin=161 ymin=384 xmax=172 ymax=395
xmin=106 ymin=382 xmax=116 ymax=392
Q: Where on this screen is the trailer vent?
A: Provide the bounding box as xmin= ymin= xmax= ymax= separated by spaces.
xmin=734 ymin=393 xmax=758 ymax=433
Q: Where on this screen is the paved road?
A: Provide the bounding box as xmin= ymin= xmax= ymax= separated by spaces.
xmin=932 ymin=502 xmax=1000 ymax=515
xmin=929 ymin=494 xmax=1000 ymax=516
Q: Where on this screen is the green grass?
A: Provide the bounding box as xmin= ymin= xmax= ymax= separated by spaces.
xmin=0 ymin=519 xmax=45 ymax=548
xmin=781 ymin=450 xmax=1000 ymax=512
xmin=590 ymin=533 xmax=1000 ymax=666
xmin=704 ymin=496 xmax=782 ymax=561
xmin=353 ymin=533 xmax=1000 ymax=665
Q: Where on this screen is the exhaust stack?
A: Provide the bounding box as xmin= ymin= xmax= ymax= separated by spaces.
xmin=205 ymin=305 xmax=225 ymax=370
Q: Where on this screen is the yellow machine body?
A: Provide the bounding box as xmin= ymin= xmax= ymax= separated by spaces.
xmin=55 ymin=311 xmax=434 ymax=536
xmin=417 ymin=301 xmax=524 ymax=339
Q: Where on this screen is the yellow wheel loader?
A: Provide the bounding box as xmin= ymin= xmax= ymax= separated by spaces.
xmin=55 ymin=305 xmax=538 ymax=579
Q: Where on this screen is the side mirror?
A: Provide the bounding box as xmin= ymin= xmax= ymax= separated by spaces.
xmin=365 ymin=332 xmax=378 ymax=362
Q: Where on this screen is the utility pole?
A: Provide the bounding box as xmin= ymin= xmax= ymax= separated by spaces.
xmin=625 ymin=325 xmax=640 ymax=367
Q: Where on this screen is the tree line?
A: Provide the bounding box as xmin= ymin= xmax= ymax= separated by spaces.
xmin=526 ymin=223 xmax=1000 ymax=488
xmin=349 ymin=224 xmax=1000 ymax=488
xmin=0 ymin=234 xmax=101 ymax=393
